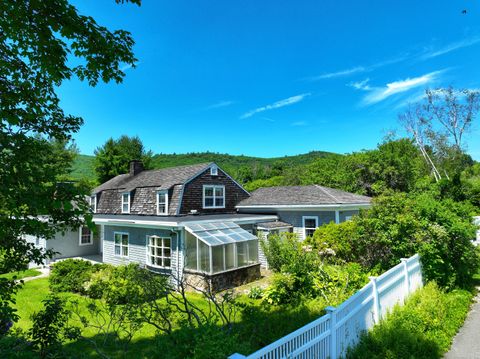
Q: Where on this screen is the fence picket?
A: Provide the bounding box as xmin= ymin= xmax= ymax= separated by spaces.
xmin=229 ymin=254 xmax=422 ymax=359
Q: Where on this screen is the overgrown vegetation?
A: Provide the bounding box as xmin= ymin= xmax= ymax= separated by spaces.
xmin=309 ymin=192 xmax=479 ymax=289
xmin=346 ymin=282 xmax=473 ymax=359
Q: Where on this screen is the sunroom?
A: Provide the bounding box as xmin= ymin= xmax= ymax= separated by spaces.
xmin=184 ymin=222 xmax=259 ymax=274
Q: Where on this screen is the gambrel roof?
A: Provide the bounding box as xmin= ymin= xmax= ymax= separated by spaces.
xmin=93 ymin=163 xmax=211 ymax=194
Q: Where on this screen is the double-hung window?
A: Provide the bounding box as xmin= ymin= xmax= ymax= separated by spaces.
xmin=147 ymin=236 xmax=171 ymax=268
xmin=114 ymin=232 xmax=129 ymax=257
xmin=203 ymin=185 xmax=225 ymax=209
xmin=302 ymin=216 xmax=319 ymax=238
xmin=90 ymin=195 xmax=97 ymax=213
xmin=157 ymin=191 xmax=168 ymax=215
xmin=121 ymin=192 xmax=130 ymax=213
xmin=79 ymin=226 xmax=93 ymax=246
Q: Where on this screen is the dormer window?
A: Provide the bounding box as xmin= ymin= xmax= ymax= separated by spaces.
xmin=121 ymin=192 xmax=130 ymax=213
xmin=203 ymin=185 xmax=225 ymax=209
xmin=157 ymin=190 xmax=168 ymax=215
xmin=90 ymin=195 xmax=97 ymax=213
xmin=210 ymin=165 xmax=218 ymax=176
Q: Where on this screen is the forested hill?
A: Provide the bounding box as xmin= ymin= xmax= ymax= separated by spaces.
xmin=70 ymin=150 xmax=341 ymax=187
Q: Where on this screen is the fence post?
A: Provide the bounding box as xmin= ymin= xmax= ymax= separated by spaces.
xmin=326 ymin=306 xmax=337 ymax=359
xmin=400 ymin=258 xmax=410 ymax=300
xmin=369 ymin=276 xmax=381 ymax=324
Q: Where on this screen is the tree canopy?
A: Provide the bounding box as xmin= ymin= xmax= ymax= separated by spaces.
xmin=94 ymin=135 xmax=153 ymax=183
xmin=0 ymin=0 xmax=139 ymax=331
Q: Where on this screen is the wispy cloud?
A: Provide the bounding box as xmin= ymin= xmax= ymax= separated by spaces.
xmin=204 ymin=100 xmax=235 ymax=110
xmin=120 ymin=61 xmax=140 ymax=72
xmin=348 ymin=78 xmax=371 ymax=91
xmin=291 ymin=121 xmax=307 ymax=127
xmin=240 ymin=93 xmax=311 ymax=119
xmin=306 ymin=54 xmax=408 ymax=81
xmin=308 ymin=66 xmax=366 ymax=80
xmin=421 ymin=36 xmax=480 ymax=60
xmin=350 ymin=70 xmax=445 ymax=106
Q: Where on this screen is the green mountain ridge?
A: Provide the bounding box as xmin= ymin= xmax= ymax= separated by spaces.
xmin=70 ymin=150 xmax=341 ymax=185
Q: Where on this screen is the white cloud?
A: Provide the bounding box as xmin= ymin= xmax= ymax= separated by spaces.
xmin=361 ymin=70 xmax=444 ymax=105
xmin=291 ymin=121 xmax=307 ymax=127
xmin=308 ymin=66 xmax=366 ymax=80
xmin=421 ymin=36 xmax=480 ymax=60
xmin=204 ymin=100 xmax=235 ymax=110
xmin=348 ymin=78 xmax=371 ymax=91
xmin=240 ymin=93 xmax=311 ymax=119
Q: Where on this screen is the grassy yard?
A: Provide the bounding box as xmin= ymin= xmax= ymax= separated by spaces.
xmin=5 ymin=276 xmax=327 ymax=359
xmin=0 ymin=268 xmax=41 ymax=281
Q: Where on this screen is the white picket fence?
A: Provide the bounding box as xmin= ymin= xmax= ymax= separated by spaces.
xmin=229 ymin=254 xmax=423 ymax=359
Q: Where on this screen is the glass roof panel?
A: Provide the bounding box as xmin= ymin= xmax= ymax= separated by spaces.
xmin=185 ymin=222 xmax=258 ymax=246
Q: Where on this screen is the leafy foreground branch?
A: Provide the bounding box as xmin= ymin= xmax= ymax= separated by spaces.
xmin=346 ymin=282 xmax=474 ymax=359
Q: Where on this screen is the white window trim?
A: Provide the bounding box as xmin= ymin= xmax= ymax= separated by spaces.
xmin=79 ymin=226 xmax=93 ymax=246
xmin=146 ymin=235 xmax=172 ymax=268
xmin=302 ymin=216 xmax=319 ymax=238
xmin=202 ymin=185 xmax=225 ymax=209
xmin=121 ymin=192 xmax=130 ymax=214
xmin=156 ymin=190 xmax=169 ymax=216
xmin=113 ymin=231 xmax=129 ymax=258
xmin=210 ymin=166 xmax=218 ymax=176
xmin=90 ymin=195 xmax=97 ymax=213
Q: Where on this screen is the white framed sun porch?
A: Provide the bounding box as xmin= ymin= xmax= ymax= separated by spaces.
xmin=184 ymin=222 xmax=259 ymax=275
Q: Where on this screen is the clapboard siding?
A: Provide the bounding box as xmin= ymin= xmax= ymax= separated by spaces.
xmin=102 ymin=225 xmax=181 ymax=277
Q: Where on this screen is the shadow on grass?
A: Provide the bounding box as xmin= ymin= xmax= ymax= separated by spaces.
xmin=345 ymin=325 xmax=441 ymax=359
xmin=1 ymin=302 xmax=323 ymax=359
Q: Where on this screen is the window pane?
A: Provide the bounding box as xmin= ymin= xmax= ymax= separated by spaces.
xmin=123 ymin=193 xmax=129 ymax=202
xmin=248 ymin=240 xmax=259 ymax=264
xmin=122 ymin=246 xmax=128 ymax=256
xmin=158 ymin=193 xmax=166 ymax=203
xmin=237 ymin=242 xmax=247 ymax=267
xmin=164 ymin=248 xmax=171 ymax=257
xmin=163 ymin=238 xmax=171 ymax=249
xmin=185 ymin=233 xmax=197 ymax=270
xmin=225 ymin=243 xmax=235 ymax=269
xmin=115 ymin=233 xmax=121 ymax=244
xmin=122 ymin=235 xmax=128 ymax=245
xmin=306 ymin=229 xmax=315 ymax=237
xmin=204 ymin=198 xmax=214 ymax=207
xmin=123 ymin=203 xmax=129 ymax=212
xmin=199 ymin=240 xmax=210 ymax=272
xmin=215 ymin=198 xmax=224 ymax=207
xmin=212 ymin=246 xmax=224 ymax=273
xmin=204 ymin=187 xmax=213 ymax=196
xmin=215 ymin=187 xmax=223 ymax=196
xmin=115 ymin=245 xmax=120 ymax=256
xmin=164 ymin=258 xmax=171 ymax=268
xmin=304 ymin=218 xmax=317 ymax=228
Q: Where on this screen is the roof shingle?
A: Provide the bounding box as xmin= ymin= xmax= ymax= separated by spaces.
xmin=237 ymin=185 xmax=371 ymax=206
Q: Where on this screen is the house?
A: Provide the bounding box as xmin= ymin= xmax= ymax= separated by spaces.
xmin=25 ymin=161 xmax=371 ymax=289
xmin=236 ymin=185 xmax=371 ymax=240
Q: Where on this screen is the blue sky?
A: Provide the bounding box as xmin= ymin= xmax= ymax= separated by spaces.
xmin=62 ymin=0 xmax=480 ymax=159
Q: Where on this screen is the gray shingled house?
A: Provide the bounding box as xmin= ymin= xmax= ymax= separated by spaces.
xmin=84 ymin=161 xmax=371 ymax=288
xmin=28 ymin=161 xmax=371 ymax=289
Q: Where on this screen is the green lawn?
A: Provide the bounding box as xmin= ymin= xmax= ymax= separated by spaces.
xmin=6 ymin=276 xmax=326 ymax=358
xmin=0 ymin=268 xmax=41 ymax=281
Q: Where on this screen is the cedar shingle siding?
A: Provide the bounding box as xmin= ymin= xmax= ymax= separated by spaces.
xmin=94 ymin=163 xmax=249 ymax=216
xmin=97 ymin=189 xmax=123 ymax=214
xmin=179 ymin=168 xmax=249 ymax=215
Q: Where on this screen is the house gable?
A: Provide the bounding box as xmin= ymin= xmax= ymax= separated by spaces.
xmin=179 ymin=167 xmax=249 ymax=215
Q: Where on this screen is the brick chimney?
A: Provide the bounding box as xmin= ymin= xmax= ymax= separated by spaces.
xmin=129 ymin=160 xmax=144 ymax=176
